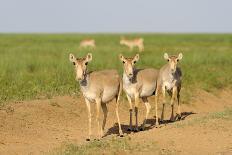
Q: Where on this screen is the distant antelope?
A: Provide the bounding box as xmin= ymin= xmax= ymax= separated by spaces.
xmin=119 ymin=54 xmax=158 ymax=131
xmin=155 ymin=53 xmax=183 ymax=125
xmin=69 ymin=53 xmax=123 ymax=140
xmin=120 ymin=37 xmax=144 ymax=52
xmin=79 ymin=39 xmax=96 ymax=49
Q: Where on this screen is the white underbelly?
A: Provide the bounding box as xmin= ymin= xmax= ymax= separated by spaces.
xmin=140 ymin=86 xmax=155 ymax=97
xmin=102 ymin=91 xmax=117 ymax=103
xmin=123 ymin=86 xmax=135 ymax=99
xmin=82 ymin=91 xmax=96 ymax=102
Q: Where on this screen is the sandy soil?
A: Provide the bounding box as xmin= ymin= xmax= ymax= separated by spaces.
xmin=0 ymin=90 xmax=232 ymax=155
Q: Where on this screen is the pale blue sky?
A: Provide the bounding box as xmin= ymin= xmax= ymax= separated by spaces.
xmin=0 ymin=0 xmax=232 ymax=33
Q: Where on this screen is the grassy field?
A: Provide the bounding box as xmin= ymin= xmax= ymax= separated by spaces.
xmin=0 ymin=34 xmax=232 ymax=104
xmin=52 ymin=136 xmax=158 ymax=155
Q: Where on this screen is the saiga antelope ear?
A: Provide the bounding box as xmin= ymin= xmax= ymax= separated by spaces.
xmin=164 ymin=53 xmax=169 ymax=61
xmin=133 ymin=54 xmax=139 ymax=63
xmin=177 ymin=53 xmax=183 ymax=61
xmin=119 ymin=54 xmax=126 ymax=63
xmin=86 ymin=53 xmax=92 ymax=62
xmin=69 ymin=53 xmax=76 ymax=62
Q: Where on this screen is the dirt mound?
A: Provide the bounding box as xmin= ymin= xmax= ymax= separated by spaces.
xmin=0 ymin=90 xmax=232 ymax=154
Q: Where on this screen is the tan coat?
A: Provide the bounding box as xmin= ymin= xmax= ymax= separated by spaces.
xmin=69 ymin=53 xmax=123 ymax=140
xmin=120 ymin=54 xmax=158 ymax=131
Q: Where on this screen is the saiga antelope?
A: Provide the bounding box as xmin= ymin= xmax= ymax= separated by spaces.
xmin=119 ymin=54 xmax=158 ymax=131
xmin=69 ymin=53 xmax=123 ymax=140
xmin=120 ymin=37 xmax=144 ymax=52
xmin=79 ymin=39 xmax=96 ymax=49
xmin=155 ymin=53 xmax=183 ymax=125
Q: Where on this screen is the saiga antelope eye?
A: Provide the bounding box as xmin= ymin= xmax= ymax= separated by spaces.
xmin=85 ymin=62 xmax=88 ymax=65
xmin=123 ymin=61 xmax=125 ymax=64
xmin=73 ymin=62 xmax=76 ymax=65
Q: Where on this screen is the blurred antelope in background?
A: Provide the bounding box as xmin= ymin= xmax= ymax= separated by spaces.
xmin=69 ymin=53 xmax=123 ymax=141
xmin=120 ymin=37 xmax=144 ymax=52
xmin=155 ymin=53 xmax=183 ymax=126
xmin=119 ymin=54 xmax=158 ymax=131
xmin=79 ymin=39 xmax=96 ymax=49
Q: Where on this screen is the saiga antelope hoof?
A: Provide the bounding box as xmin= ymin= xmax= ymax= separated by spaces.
xmin=133 ymin=128 xmax=139 ymax=132
xmin=86 ymin=138 xmax=90 ymax=141
xmin=140 ymin=127 xmax=145 ymax=131
xmin=155 ymin=122 xmax=160 ymax=128
xmin=170 ymin=117 xmax=175 ymax=122
xmin=177 ymin=114 xmax=182 ymax=120
xmin=159 ymin=120 xmax=164 ymax=124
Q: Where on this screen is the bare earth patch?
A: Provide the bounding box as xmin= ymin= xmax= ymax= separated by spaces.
xmin=0 ymin=90 xmax=232 ymax=155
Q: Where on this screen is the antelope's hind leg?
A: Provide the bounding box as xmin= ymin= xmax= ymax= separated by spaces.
xmin=95 ymin=98 xmax=102 ymax=139
xmin=101 ymin=103 xmax=108 ymax=137
xmin=141 ymin=97 xmax=151 ymax=131
xmin=155 ymin=87 xmax=160 ymax=126
xmin=177 ymin=87 xmax=181 ymax=120
xmin=115 ymin=96 xmax=123 ymax=137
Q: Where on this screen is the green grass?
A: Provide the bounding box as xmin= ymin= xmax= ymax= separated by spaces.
xmin=0 ymin=34 xmax=232 ymax=104
xmin=174 ymin=108 xmax=232 ymax=128
xmin=51 ymin=136 xmax=158 ymax=155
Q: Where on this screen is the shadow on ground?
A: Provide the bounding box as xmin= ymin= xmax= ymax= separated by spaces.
xmin=104 ymin=111 xmax=196 ymax=137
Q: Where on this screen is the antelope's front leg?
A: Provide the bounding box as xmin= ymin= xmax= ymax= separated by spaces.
xmin=134 ymin=93 xmax=139 ymax=132
xmin=170 ymin=86 xmax=177 ymax=122
xmin=95 ymin=98 xmax=101 ymax=139
xmin=126 ymin=94 xmax=133 ymax=131
xmin=139 ymin=45 xmax=144 ymax=52
xmin=85 ymin=99 xmax=92 ymax=141
xmin=155 ymin=86 xmax=160 ymax=126
xmin=160 ymin=85 xmax=166 ymax=123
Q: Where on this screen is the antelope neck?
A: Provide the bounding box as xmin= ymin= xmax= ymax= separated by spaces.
xmin=123 ymin=69 xmax=135 ymax=83
xmin=79 ymin=72 xmax=89 ymax=87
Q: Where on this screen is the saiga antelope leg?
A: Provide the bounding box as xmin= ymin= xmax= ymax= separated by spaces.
xmin=101 ymin=103 xmax=108 ymax=137
xmin=155 ymin=88 xmax=159 ymax=126
xmin=95 ymin=98 xmax=101 ymax=139
xmin=177 ymin=91 xmax=181 ymax=119
xmin=115 ymin=97 xmax=123 ymax=137
xmin=170 ymin=86 xmax=177 ymax=122
xmin=141 ymin=97 xmax=151 ymax=130
xmin=85 ymin=99 xmax=91 ymax=141
xmin=161 ymin=85 xmax=166 ymax=122
xmin=134 ymin=93 xmax=139 ymax=132
xmin=139 ymin=45 xmax=144 ymax=52
xmin=126 ymin=94 xmax=133 ymax=131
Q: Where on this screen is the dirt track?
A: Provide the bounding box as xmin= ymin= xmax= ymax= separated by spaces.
xmin=0 ymin=90 xmax=232 ymax=155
